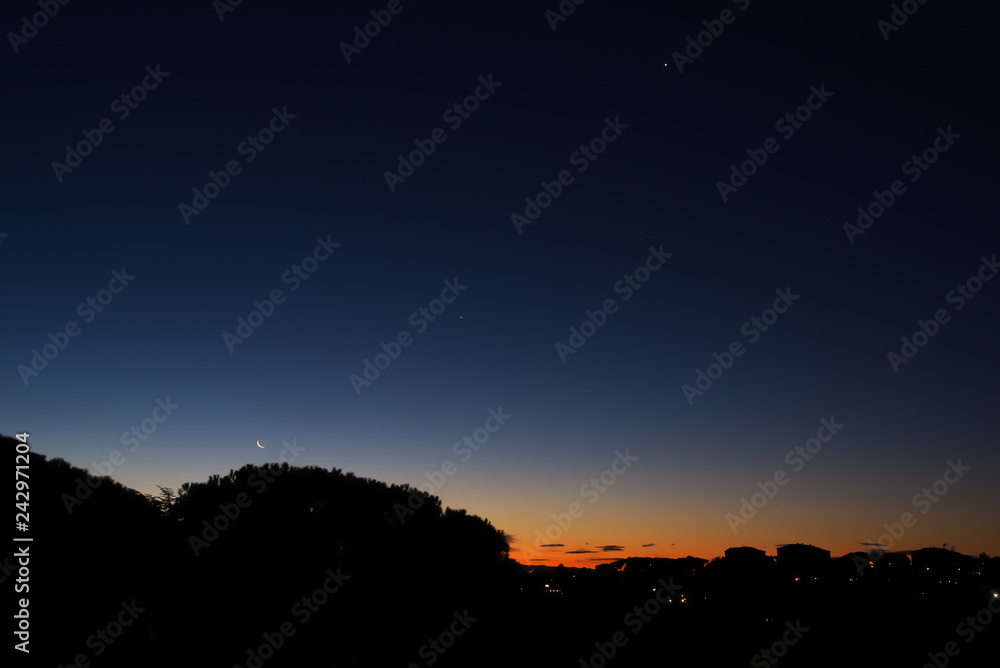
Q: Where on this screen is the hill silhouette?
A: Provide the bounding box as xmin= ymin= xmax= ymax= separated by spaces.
xmin=7 ymin=435 xmax=518 ymax=667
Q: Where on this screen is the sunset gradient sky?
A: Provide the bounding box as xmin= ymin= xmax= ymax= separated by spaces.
xmin=4 ymin=0 xmax=998 ymax=566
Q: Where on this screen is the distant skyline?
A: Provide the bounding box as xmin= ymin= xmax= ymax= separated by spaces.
xmin=4 ymin=0 xmax=998 ymax=567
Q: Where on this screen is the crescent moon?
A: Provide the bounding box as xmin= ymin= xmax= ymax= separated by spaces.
xmin=257 ymin=440 xmax=265 ymax=448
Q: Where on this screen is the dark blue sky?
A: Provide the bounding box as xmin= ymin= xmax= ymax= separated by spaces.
xmin=4 ymin=0 xmax=998 ymax=562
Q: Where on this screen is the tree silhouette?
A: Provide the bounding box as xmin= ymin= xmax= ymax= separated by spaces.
xmin=144 ymin=485 xmax=176 ymax=514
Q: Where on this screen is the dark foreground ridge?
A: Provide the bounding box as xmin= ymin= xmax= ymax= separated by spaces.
xmin=7 ymin=436 xmax=999 ymax=667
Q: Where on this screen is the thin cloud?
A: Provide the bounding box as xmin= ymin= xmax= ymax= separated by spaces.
xmin=565 ymin=549 xmax=597 ymax=554
xmin=642 ymin=543 xmax=655 ymax=547
xmin=539 ymin=543 xmax=564 ymax=548
xmin=598 ymin=545 xmax=625 ymax=552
